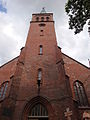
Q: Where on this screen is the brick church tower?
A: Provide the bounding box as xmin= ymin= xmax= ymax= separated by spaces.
xmin=0 ymin=9 xmax=89 ymax=120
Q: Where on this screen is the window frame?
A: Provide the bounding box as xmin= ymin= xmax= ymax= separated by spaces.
xmin=36 ymin=17 xmax=39 ymax=21
xmin=46 ymin=17 xmax=49 ymax=21
xmin=28 ymin=103 xmax=48 ymax=118
xmin=40 ymin=30 xmax=44 ymax=36
xmin=73 ymin=80 xmax=88 ymax=107
xmin=38 ymin=69 xmax=42 ymax=81
xmin=39 ymin=45 xmax=43 ymax=55
xmin=0 ymin=81 xmax=9 ymax=100
xmin=41 ymin=17 xmax=44 ymax=22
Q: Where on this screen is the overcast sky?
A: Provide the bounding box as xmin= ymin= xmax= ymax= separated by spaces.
xmin=0 ymin=0 xmax=90 ymax=67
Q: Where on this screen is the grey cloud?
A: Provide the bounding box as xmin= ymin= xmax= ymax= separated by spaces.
xmin=0 ymin=0 xmax=90 ymax=67
xmin=0 ymin=34 xmax=18 ymax=65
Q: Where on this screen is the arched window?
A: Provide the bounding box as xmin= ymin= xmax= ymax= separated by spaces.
xmin=74 ymin=80 xmax=88 ymax=106
xmin=38 ymin=69 xmax=42 ymax=81
xmin=46 ymin=17 xmax=49 ymax=21
xmin=28 ymin=104 xmax=48 ymax=119
xmin=41 ymin=17 xmax=44 ymax=21
xmin=40 ymin=30 xmax=44 ymax=36
xmin=39 ymin=45 xmax=43 ymax=55
xmin=0 ymin=81 xmax=9 ymax=100
xmin=36 ymin=17 xmax=39 ymax=21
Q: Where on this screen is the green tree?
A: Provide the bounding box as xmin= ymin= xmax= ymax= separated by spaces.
xmin=65 ymin=0 xmax=90 ymax=34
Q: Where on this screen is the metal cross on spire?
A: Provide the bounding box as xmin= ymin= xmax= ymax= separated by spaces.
xmin=40 ymin=7 xmax=46 ymax=13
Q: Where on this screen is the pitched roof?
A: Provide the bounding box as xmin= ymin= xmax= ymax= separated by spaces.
xmin=0 ymin=56 xmax=19 ymax=68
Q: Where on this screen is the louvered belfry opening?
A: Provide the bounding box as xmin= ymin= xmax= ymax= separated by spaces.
xmin=28 ymin=104 xmax=48 ymax=120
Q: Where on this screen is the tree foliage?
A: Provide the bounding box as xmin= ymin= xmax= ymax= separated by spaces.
xmin=65 ymin=0 xmax=90 ymax=34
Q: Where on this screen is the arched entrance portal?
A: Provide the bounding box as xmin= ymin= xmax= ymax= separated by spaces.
xmin=28 ymin=104 xmax=48 ymax=120
xmin=21 ymin=96 xmax=55 ymax=120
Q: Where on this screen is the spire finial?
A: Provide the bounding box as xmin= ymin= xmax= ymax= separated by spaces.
xmin=41 ymin=7 xmax=46 ymax=13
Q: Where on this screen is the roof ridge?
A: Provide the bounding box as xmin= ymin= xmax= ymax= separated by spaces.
xmin=62 ymin=52 xmax=89 ymax=69
xmin=0 ymin=56 xmax=19 ymax=68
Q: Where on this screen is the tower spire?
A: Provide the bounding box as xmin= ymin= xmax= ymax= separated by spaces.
xmin=40 ymin=7 xmax=46 ymax=13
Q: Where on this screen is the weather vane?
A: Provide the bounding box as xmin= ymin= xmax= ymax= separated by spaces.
xmin=41 ymin=7 xmax=46 ymax=13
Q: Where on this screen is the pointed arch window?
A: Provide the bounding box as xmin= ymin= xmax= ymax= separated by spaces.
xmin=46 ymin=17 xmax=49 ymax=21
xmin=39 ymin=45 xmax=43 ymax=55
xmin=0 ymin=81 xmax=9 ymax=100
xmin=28 ymin=104 xmax=48 ymax=119
xmin=40 ymin=30 xmax=44 ymax=36
xmin=36 ymin=17 xmax=39 ymax=21
xmin=38 ymin=69 xmax=42 ymax=81
xmin=41 ymin=17 xmax=44 ymax=22
xmin=74 ymin=80 xmax=88 ymax=107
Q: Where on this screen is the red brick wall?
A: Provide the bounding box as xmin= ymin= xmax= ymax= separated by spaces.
xmin=0 ymin=57 xmax=18 ymax=98
xmin=62 ymin=53 xmax=90 ymax=103
xmin=11 ymin=13 xmax=79 ymax=120
xmin=0 ymin=13 xmax=80 ymax=120
xmin=0 ymin=57 xmax=18 ymax=84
